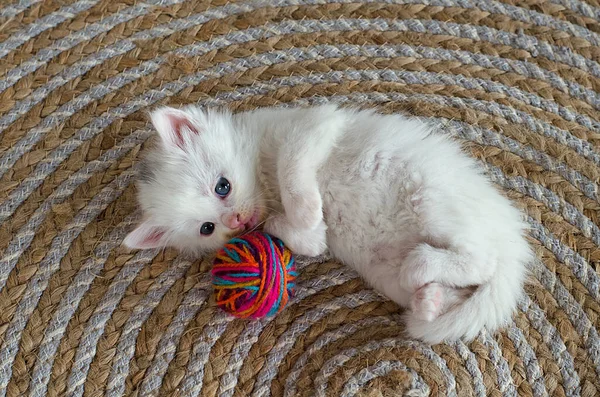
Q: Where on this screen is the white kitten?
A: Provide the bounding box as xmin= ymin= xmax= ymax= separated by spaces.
xmin=124 ymin=104 xmax=532 ymax=344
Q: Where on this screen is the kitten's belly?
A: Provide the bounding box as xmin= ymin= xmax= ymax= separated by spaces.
xmin=319 ymin=150 xmax=422 ymax=270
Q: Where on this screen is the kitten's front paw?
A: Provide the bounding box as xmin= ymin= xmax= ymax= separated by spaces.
xmin=281 ymin=187 xmax=323 ymax=230
xmin=264 ymin=215 xmax=328 ymax=257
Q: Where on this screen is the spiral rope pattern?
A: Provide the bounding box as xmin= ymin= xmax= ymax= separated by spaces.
xmin=1 ymin=0 xmax=599 ymax=395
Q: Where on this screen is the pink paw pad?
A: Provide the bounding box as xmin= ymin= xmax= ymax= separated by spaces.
xmin=410 ymin=283 xmax=444 ymax=322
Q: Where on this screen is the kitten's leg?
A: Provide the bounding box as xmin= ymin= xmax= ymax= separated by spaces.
xmin=393 ymin=188 xmax=501 ymax=322
xmin=398 ymin=181 xmax=499 ymax=296
xmin=370 ymin=275 xmax=413 ymax=308
xmin=399 ymin=243 xmax=494 ymax=294
xmin=352 ymin=255 xmax=470 ymax=316
xmin=275 ymin=106 xmax=346 ymax=229
xmin=357 ymin=257 xmax=474 ymax=321
xmin=264 ymin=214 xmax=328 ymax=257
xmin=351 ymin=262 xmax=412 ymax=308
xmin=278 ymin=171 xmax=323 ymax=230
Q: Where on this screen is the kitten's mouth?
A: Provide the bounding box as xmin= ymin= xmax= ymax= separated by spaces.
xmin=242 ymin=210 xmax=260 ymax=231
xmin=233 ymin=209 xmax=261 ymax=235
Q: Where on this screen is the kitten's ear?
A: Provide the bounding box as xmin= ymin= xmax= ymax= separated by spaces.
xmin=150 ymin=107 xmax=199 ymax=149
xmin=123 ymin=220 xmax=167 ymax=249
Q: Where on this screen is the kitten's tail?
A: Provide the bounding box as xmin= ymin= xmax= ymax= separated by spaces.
xmin=404 ymin=251 xmax=532 ymax=345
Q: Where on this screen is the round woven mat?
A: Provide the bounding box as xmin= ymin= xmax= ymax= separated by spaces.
xmin=1 ymin=0 xmax=599 ymax=396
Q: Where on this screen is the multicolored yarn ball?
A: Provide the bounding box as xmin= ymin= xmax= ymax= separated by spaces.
xmin=211 ymin=231 xmax=297 ymax=319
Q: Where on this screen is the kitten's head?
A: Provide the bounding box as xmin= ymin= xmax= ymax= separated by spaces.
xmin=124 ymin=105 xmax=264 ymax=254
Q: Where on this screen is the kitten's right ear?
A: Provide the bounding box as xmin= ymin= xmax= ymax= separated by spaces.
xmin=123 ymin=220 xmax=167 ymax=249
xmin=150 ymin=107 xmax=199 ymax=150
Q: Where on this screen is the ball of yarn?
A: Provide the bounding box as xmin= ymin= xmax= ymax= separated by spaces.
xmin=211 ymin=231 xmax=296 ymax=319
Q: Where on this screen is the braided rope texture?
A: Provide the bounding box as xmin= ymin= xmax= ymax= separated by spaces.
xmin=0 ymin=0 xmax=599 ymax=395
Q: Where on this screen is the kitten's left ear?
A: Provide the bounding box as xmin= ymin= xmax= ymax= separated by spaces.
xmin=150 ymin=107 xmax=199 ymax=150
xmin=123 ymin=220 xmax=168 ymax=249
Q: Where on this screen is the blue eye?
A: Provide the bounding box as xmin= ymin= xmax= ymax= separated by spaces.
xmin=200 ymin=222 xmax=215 ymax=235
xmin=215 ymin=177 xmax=230 ymax=197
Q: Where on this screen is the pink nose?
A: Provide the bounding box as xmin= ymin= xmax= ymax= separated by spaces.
xmin=222 ymin=213 xmax=243 ymax=229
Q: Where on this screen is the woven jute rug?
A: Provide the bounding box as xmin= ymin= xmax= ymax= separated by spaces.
xmin=1 ymin=0 xmax=599 ymax=396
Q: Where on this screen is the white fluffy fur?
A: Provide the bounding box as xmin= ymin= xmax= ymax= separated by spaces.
xmin=124 ymin=104 xmax=532 ymax=344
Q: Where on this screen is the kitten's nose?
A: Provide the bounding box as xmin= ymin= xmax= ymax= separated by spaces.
xmin=222 ymin=213 xmax=243 ymax=229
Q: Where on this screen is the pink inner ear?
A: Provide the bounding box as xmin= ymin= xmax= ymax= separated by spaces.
xmin=145 ymin=229 xmax=165 ymax=245
xmin=168 ymin=113 xmax=199 ymax=148
xmin=124 ymin=223 xmax=167 ymax=249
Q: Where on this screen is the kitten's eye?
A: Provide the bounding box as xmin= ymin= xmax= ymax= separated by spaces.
xmin=200 ymin=222 xmax=215 ymax=235
xmin=215 ymin=177 xmax=230 ymax=197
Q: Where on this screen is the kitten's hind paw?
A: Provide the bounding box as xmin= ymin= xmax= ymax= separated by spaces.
xmin=410 ymin=283 xmax=444 ymax=322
